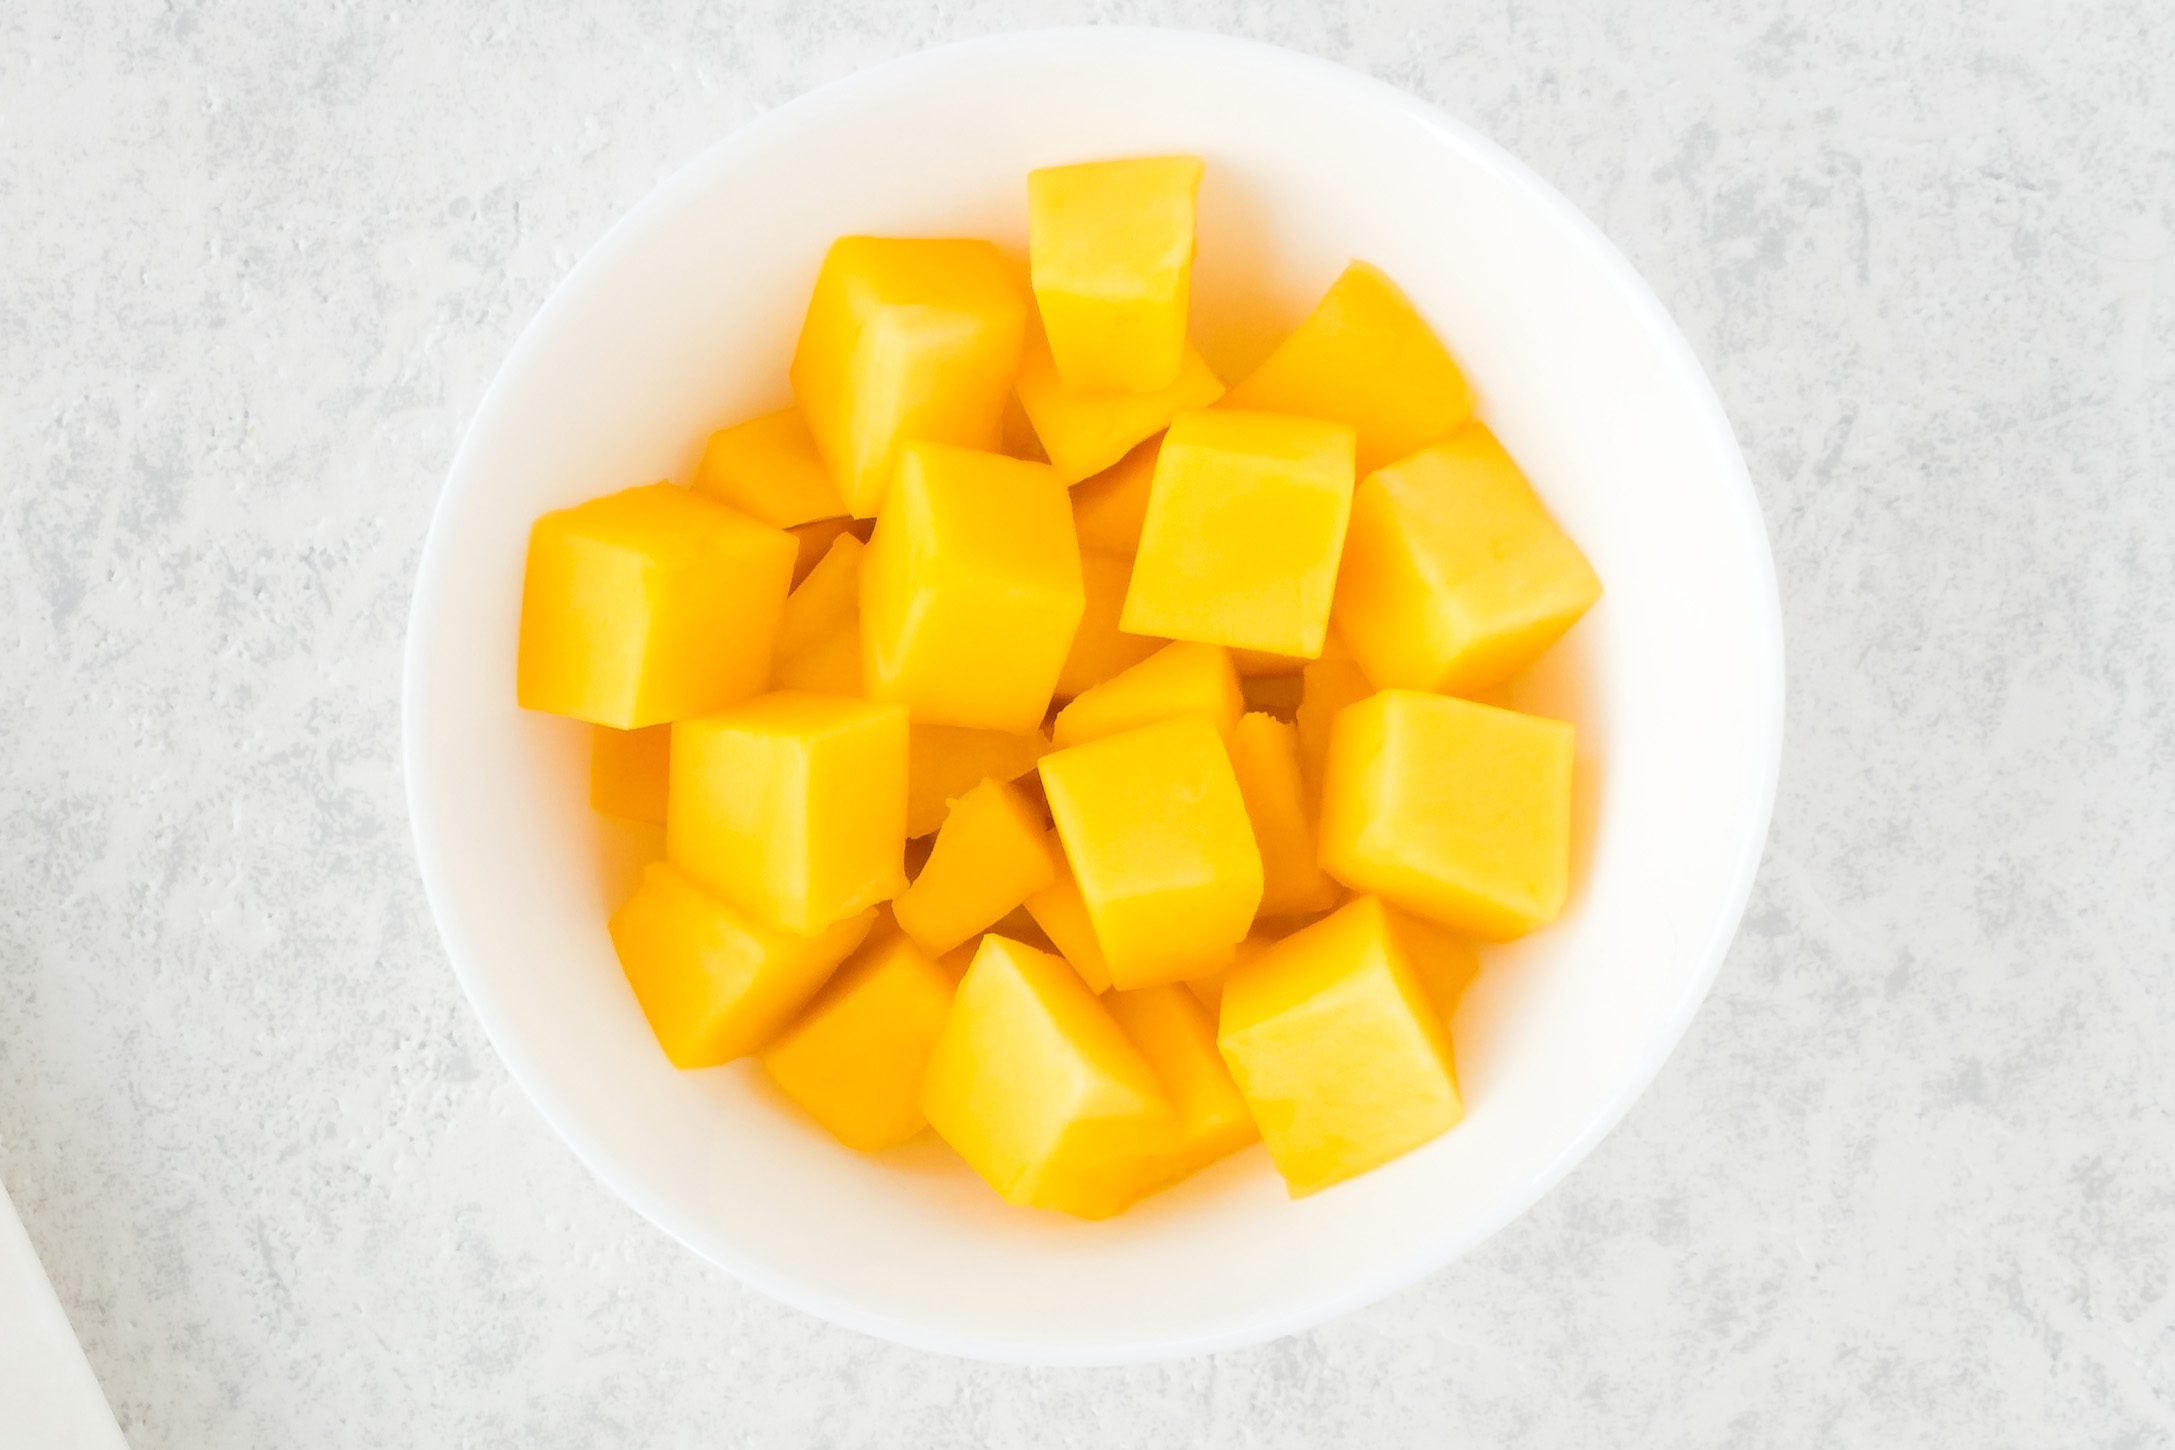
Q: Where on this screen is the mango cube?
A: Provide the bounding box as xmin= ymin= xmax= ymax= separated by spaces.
xmin=760 ymin=931 xmax=955 ymax=1150
xmin=791 ymin=237 xmax=1029 ymax=516
xmin=668 ymin=693 xmax=909 ymax=934
xmin=893 ymin=778 xmax=1060 ymax=956
xmin=1071 ymin=437 xmax=1159 ymax=556
xmin=609 ymin=862 xmax=877 ymax=1068
xmin=694 ymin=406 xmax=850 ymax=529
xmin=1217 ymin=894 xmax=1462 ymax=1195
xmin=861 ymin=442 xmax=1084 ymax=731
xmin=1027 ymin=155 xmax=1205 ymax=393
xmin=1224 ymin=261 xmax=1475 ymax=475
xmin=517 ymin=483 xmax=796 ymax=728
xmin=1120 ymin=409 xmax=1357 ymax=657
xmin=1319 ymin=690 xmax=1574 ymax=939
xmin=1334 ymin=423 xmax=1601 ymax=693
xmin=904 ymin=723 xmax=1050 ymax=839
xmin=1107 ymin=985 xmax=1257 ymax=1185
xmin=1052 ymin=640 xmax=1242 ymax=749
xmin=788 ymin=516 xmax=863 ymax=585
xmin=1015 ymin=336 xmax=1224 ymax=484
xmin=1023 ymin=836 xmax=1113 ymax=993
xmin=1388 ymin=906 xmax=1482 ymax=1023
xmin=590 ymin=723 xmax=670 ymax=824
xmin=1227 ymin=713 xmax=1340 ymax=919
xmin=920 ymin=935 xmax=1175 ymax=1218
xmin=1039 ymin=716 xmax=1263 ymax=989
xmin=1056 ymin=552 xmax=1160 ymax=700
xmin=772 ymin=534 xmax=863 ymax=695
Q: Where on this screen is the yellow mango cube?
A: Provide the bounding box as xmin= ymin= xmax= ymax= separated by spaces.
xmin=1121 ymin=409 xmax=1357 ymax=657
xmin=693 ymin=406 xmax=850 ymax=529
xmin=1015 ymin=336 xmax=1224 ymax=484
xmin=1388 ymin=906 xmax=1482 ymax=1023
xmin=920 ymin=935 xmax=1175 ymax=1218
xmin=590 ymin=723 xmax=670 ymax=825
xmin=772 ymin=534 xmax=863 ymax=695
xmin=760 ymin=931 xmax=955 ymax=1150
xmin=1319 ymin=690 xmax=1574 ymax=939
xmin=1023 ymin=835 xmax=1113 ymax=993
xmin=788 ymin=516 xmax=863 ymax=585
xmin=1056 ymin=552 xmax=1160 ymax=700
xmin=791 ymin=237 xmax=1029 ymax=516
xmin=1224 ymin=261 xmax=1475 ymax=475
xmin=1217 ymin=894 xmax=1462 ymax=1195
xmin=1294 ymin=632 xmax=1372 ymax=802
xmin=1071 ymin=436 xmax=1159 ymax=556
xmin=893 ymin=778 xmax=1060 ymax=956
xmin=861 ymin=442 xmax=1084 ymax=731
xmin=1107 ymin=985 xmax=1257 ymax=1185
xmin=1039 ymin=716 xmax=1263 ymax=989
xmin=904 ymin=723 xmax=1050 ymax=839
xmin=1227 ymin=712 xmax=1340 ymax=919
xmin=1334 ymin=423 xmax=1601 ymax=693
xmin=668 ymin=692 xmax=909 ymax=934
xmin=1027 ymin=155 xmax=1205 ymax=393
xmin=609 ymin=862 xmax=877 ymax=1068
xmin=1052 ymin=640 xmax=1242 ymax=748
xmin=517 ymin=483 xmax=796 ymax=728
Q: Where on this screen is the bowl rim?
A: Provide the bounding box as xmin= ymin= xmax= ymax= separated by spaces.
xmin=402 ymin=24 xmax=1786 ymax=1365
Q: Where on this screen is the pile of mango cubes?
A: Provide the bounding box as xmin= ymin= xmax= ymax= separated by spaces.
xmin=516 ymin=155 xmax=1600 ymax=1217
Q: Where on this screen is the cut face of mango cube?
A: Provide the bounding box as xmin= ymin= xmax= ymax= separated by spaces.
xmin=1121 ymin=409 xmax=1357 ymax=657
xmin=590 ymin=723 xmax=671 ymax=824
xmin=694 ymin=406 xmax=850 ymax=529
xmin=1224 ymin=261 xmax=1475 ymax=475
xmin=1056 ymin=552 xmax=1160 ymax=700
xmin=760 ymin=931 xmax=955 ymax=1150
xmin=904 ymin=723 xmax=1050 ymax=839
xmin=1023 ymin=834 xmax=1113 ymax=993
xmin=791 ymin=237 xmax=1029 ymax=516
xmin=1227 ymin=712 xmax=1340 ymax=919
xmin=920 ymin=935 xmax=1175 ymax=1218
xmin=609 ymin=862 xmax=877 ymax=1068
xmin=861 ymin=442 xmax=1084 ymax=731
xmin=1319 ymin=689 xmax=1574 ymax=939
xmin=517 ymin=483 xmax=797 ymax=728
xmin=1071 ymin=436 xmax=1159 ymax=556
xmin=893 ymin=778 xmax=1059 ymax=956
xmin=1015 ymin=337 xmax=1224 ymax=484
xmin=771 ymin=534 xmax=864 ymax=695
xmin=668 ymin=692 xmax=909 ymax=934
xmin=1039 ymin=716 xmax=1263 ymax=990
xmin=1027 ymin=155 xmax=1205 ymax=393
xmin=1217 ymin=894 xmax=1461 ymax=1196
xmin=1335 ymin=423 xmax=1601 ymax=693
xmin=1052 ymin=640 xmax=1242 ymax=749
xmin=1107 ymin=985 xmax=1257 ymax=1186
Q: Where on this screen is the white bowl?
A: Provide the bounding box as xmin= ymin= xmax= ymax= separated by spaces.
xmin=404 ymin=28 xmax=1783 ymax=1364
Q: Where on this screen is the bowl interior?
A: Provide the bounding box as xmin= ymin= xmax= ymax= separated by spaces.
xmin=405 ymin=31 xmax=1780 ymax=1364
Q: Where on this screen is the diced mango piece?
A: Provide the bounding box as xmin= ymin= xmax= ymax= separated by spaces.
xmin=517 ymin=483 xmax=796 ymax=728
xmin=1319 ymin=690 xmax=1574 ymax=939
xmin=1227 ymin=713 xmax=1340 ymax=919
xmin=1121 ymin=409 xmax=1357 ymax=657
xmin=1056 ymin=552 xmax=1160 ymax=700
xmin=771 ymin=534 xmax=864 ymax=695
xmin=1071 ymin=437 xmax=1159 ymax=557
xmin=1016 ymin=337 xmax=1224 ymax=484
xmin=760 ymin=931 xmax=955 ymax=1150
xmin=668 ymin=692 xmax=908 ymax=934
xmin=861 ymin=443 xmax=1084 ymax=731
xmin=1294 ymin=632 xmax=1372 ymax=802
xmin=1217 ymin=894 xmax=1461 ymax=1195
xmin=1387 ymin=906 xmax=1482 ymax=1022
xmin=904 ymin=723 xmax=1050 ymax=839
xmin=609 ymin=862 xmax=877 ymax=1068
xmin=893 ymin=778 xmax=1060 ymax=956
xmin=694 ymin=407 xmax=850 ymax=528
xmin=1224 ymin=261 xmax=1474 ymax=475
xmin=1052 ymin=641 xmax=1242 ymax=748
xmin=1334 ymin=423 xmax=1601 ymax=693
xmin=1023 ymin=835 xmax=1113 ymax=993
xmin=1107 ymin=985 xmax=1257 ymax=1184
xmin=590 ymin=723 xmax=670 ymax=824
xmin=921 ymin=935 xmax=1175 ymax=1218
xmin=1027 ymin=155 xmax=1205 ymax=393
xmin=1039 ymin=716 xmax=1263 ymax=989
xmin=788 ymin=516 xmax=863 ymax=585
xmin=1182 ymin=928 xmax=1288 ymax=1015
xmin=791 ymin=237 xmax=1029 ymax=516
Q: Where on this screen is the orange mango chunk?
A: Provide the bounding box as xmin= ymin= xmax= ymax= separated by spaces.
xmin=760 ymin=931 xmax=955 ymax=1150
xmin=1016 ymin=337 xmax=1224 ymax=484
xmin=1056 ymin=552 xmax=1161 ymax=700
xmin=1027 ymin=155 xmax=1205 ymax=393
xmin=1039 ymin=716 xmax=1263 ymax=989
xmin=1107 ymin=985 xmax=1257 ymax=1185
xmin=791 ymin=237 xmax=1029 ymax=516
xmin=517 ymin=483 xmax=796 ymax=728
xmin=668 ymin=692 xmax=908 ymax=934
xmin=1227 ymin=712 xmax=1340 ymax=919
xmin=1319 ymin=689 xmax=1574 ymax=939
xmin=893 ymin=778 xmax=1060 ymax=956
xmin=772 ymin=534 xmax=864 ymax=695
xmin=861 ymin=442 xmax=1084 ymax=731
xmin=1071 ymin=437 xmax=1159 ymax=557
xmin=1023 ymin=834 xmax=1113 ymax=993
xmin=609 ymin=862 xmax=877 ymax=1068
xmin=1052 ymin=640 xmax=1242 ymax=749
xmin=1121 ymin=409 xmax=1357 ymax=657
xmin=920 ymin=935 xmax=1175 ymax=1218
xmin=1217 ymin=894 xmax=1461 ymax=1195
xmin=693 ymin=406 xmax=850 ymax=529
xmin=1224 ymin=261 xmax=1475 ymax=475
xmin=904 ymin=722 xmax=1050 ymax=839
xmin=590 ymin=723 xmax=671 ymax=825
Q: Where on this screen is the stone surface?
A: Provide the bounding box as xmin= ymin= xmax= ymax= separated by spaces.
xmin=2 ymin=2 xmax=2171 ymax=1445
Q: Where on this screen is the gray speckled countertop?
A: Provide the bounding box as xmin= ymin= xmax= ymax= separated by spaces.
xmin=3 ymin=3 xmax=2171 ymax=1445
